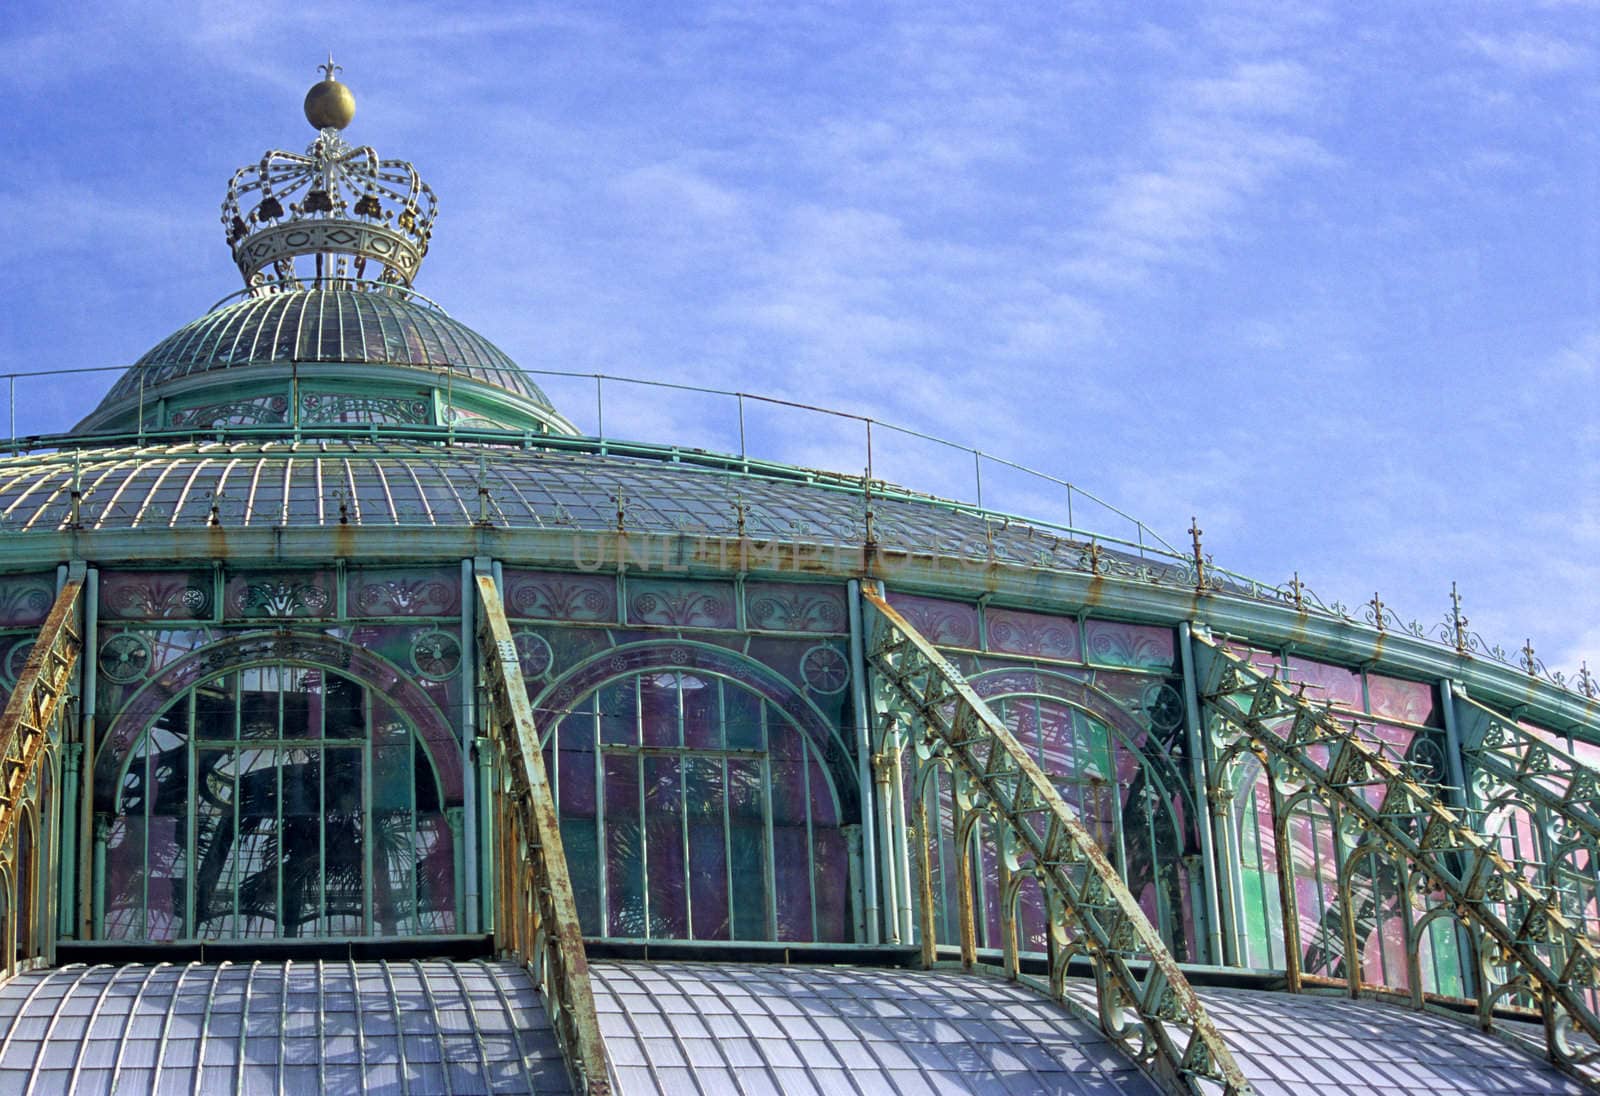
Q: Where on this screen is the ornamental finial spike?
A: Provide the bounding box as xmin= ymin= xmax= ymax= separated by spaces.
xmin=304 ymin=54 xmax=356 ymax=131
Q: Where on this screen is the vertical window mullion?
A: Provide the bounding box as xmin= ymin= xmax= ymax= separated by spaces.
xmin=593 ymin=695 xmax=607 ymax=935
xmin=803 ymin=738 xmax=816 ymax=942
xmin=761 ymin=701 xmax=777 ymax=940
xmin=637 ymin=676 xmax=649 ymax=938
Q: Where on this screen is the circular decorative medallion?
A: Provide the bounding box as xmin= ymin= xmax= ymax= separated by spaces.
xmin=514 ymin=631 xmax=553 ymax=679
xmin=410 ymin=630 xmax=462 ymax=679
xmin=1141 ymin=682 xmax=1184 ymax=732
xmin=800 ymin=644 xmax=850 ymax=695
xmin=3 ymin=639 xmax=34 ymax=686
xmin=100 ymin=633 xmax=153 ymax=685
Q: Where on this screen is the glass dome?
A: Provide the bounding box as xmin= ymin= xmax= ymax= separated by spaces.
xmin=90 ymin=287 xmax=555 ymax=414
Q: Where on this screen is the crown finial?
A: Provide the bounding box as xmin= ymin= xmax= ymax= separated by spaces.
xmin=304 ymin=54 xmax=356 ymax=131
xmin=222 ymin=61 xmax=436 ymax=293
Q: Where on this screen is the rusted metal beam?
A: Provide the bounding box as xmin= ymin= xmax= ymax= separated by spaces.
xmin=862 ymin=587 xmax=1254 ymax=1096
xmin=474 ymin=574 xmax=615 ymax=1096
xmin=0 ymin=578 xmax=83 ymax=858
xmin=1192 ymin=631 xmax=1600 ymax=1080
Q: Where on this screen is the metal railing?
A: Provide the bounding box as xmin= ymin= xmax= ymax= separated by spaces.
xmin=2 ymin=358 xmax=1594 ymax=703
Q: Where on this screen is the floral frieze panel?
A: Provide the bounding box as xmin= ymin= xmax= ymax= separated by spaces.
xmin=985 ymin=606 xmax=1081 ymax=662
xmin=224 ymin=571 xmax=335 ymax=619
xmin=349 ymin=567 xmax=461 ymax=618
xmin=504 ymin=570 xmax=617 ymax=623
xmin=301 ymin=392 xmax=431 ymax=425
xmin=100 ymin=570 xmax=214 ymax=621
xmin=886 ymin=592 xmax=980 ymax=649
xmin=1082 ymin=618 xmax=1175 ymax=671
xmin=168 ymin=394 xmax=288 ymax=428
xmin=0 ymin=574 xmax=57 ymax=628
xmin=627 ymin=578 xmax=737 ymax=629
xmin=745 ymin=581 xmax=848 ymax=634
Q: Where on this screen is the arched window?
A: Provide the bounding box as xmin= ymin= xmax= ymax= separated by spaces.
xmin=547 ymin=670 xmax=851 ymax=944
xmin=103 ymin=662 xmax=454 ymax=941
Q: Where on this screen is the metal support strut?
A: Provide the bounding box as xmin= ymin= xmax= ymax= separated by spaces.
xmin=0 ymin=577 xmax=83 ymax=978
xmin=1191 ymin=630 xmax=1600 ymax=1079
xmin=474 ymin=575 xmax=614 ymax=1095
xmin=861 ymin=588 xmax=1252 ymax=1096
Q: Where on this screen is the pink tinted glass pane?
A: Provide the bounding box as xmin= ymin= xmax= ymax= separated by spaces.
xmin=604 ymin=754 xmax=644 ymax=937
xmin=644 ymin=756 xmax=687 ymax=938
xmin=639 ymin=674 xmax=679 ymax=747
xmin=682 ymin=675 xmax=721 ymax=749
xmin=1285 ymin=656 xmax=1363 ymax=711
xmin=813 ymin=826 xmax=850 ymax=942
xmin=415 ymin=813 xmax=456 ymax=933
xmin=686 ymin=757 xmax=729 ymax=940
xmin=1366 ymin=673 xmax=1437 ymax=725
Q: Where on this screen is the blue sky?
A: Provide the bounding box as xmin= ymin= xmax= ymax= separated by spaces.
xmin=2 ymin=2 xmax=1598 ymax=678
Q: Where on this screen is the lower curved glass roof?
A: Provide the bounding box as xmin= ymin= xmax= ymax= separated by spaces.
xmin=94 ymin=289 xmax=555 ymax=412
xmin=0 ymin=439 xmax=1171 ymax=582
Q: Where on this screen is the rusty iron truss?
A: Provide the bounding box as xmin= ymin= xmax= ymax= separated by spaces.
xmin=861 ymin=587 xmax=1254 ymax=1096
xmin=475 ymin=574 xmax=615 ymax=1095
xmin=1454 ymin=695 xmax=1600 ymax=846
xmin=0 ymin=578 xmax=80 ymax=857
xmin=1192 ymin=631 xmax=1600 ymax=1081
xmin=0 ymin=576 xmax=82 ymax=977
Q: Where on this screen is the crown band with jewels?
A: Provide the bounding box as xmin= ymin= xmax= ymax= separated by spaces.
xmin=219 ymin=62 xmax=438 ymax=290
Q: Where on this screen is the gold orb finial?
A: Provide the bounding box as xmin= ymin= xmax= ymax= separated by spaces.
xmin=304 ymin=53 xmax=356 ymax=130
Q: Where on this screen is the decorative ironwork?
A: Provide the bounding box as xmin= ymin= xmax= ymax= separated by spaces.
xmin=226 ymin=577 xmax=331 ymax=619
xmin=1192 ymin=631 xmax=1600 ymax=1077
xmin=627 ymin=580 xmax=735 ymax=629
xmin=506 ymin=572 xmax=617 ymax=623
xmin=0 ymin=579 xmax=82 ymax=871
xmin=475 ymin=575 xmax=615 ymax=1094
xmin=98 ymin=633 xmax=152 ymax=685
xmin=169 ymin=395 xmax=289 ymax=429
xmin=222 ymin=67 xmax=437 ymax=289
xmin=351 ymin=575 xmax=459 ymax=617
xmin=745 ymin=583 xmax=848 ymax=633
xmin=799 ymin=644 xmax=850 ymax=694
xmin=512 ymin=631 xmax=553 ymax=680
xmin=100 ymin=573 xmax=212 ymax=621
xmin=0 ymin=580 xmax=55 ymax=629
xmin=861 ymin=588 xmax=1252 ymax=1096
xmin=410 ymin=630 xmax=462 ymax=680
xmin=301 ymin=393 xmax=431 ymax=425
xmin=1456 ymin=698 xmax=1600 ymax=846
xmin=2 ymin=641 xmax=35 ymax=689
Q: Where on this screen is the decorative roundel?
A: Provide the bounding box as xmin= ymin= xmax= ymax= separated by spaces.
xmin=513 ymin=630 xmax=553 ymax=679
xmin=100 ymin=633 xmax=153 ymax=685
xmin=1142 ymin=682 xmax=1184 ymax=733
xmin=410 ymin=630 xmax=462 ymax=679
xmin=3 ymin=639 xmax=34 ymax=686
xmin=800 ymin=644 xmax=850 ymax=695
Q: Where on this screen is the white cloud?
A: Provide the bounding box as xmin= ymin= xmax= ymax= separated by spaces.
xmin=1465 ymin=30 xmax=1590 ymax=76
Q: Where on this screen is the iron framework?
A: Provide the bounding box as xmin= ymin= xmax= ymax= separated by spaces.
xmin=475 ymin=573 xmax=615 ymax=1094
xmin=861 ymin=587 xmax=1253 ymax=1096
xmin=1192 ymin=630 xmax=1600 ymax=1080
